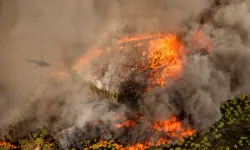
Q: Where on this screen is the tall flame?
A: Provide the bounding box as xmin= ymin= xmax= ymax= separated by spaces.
xmin=145 ymin=34 xmax=184 ymax=86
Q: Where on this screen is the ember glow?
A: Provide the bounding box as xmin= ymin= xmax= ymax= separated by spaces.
xmin=0 ymin=141 xmax=19 ymax=149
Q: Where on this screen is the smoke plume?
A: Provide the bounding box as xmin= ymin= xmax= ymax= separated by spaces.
xmin=0 ymin=0 xmax=250 ymax=148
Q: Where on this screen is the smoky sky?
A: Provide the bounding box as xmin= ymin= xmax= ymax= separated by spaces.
xmin=0 ymin=0 xmax=250 ymax=145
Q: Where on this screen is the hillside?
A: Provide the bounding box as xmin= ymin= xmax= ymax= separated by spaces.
xmin=0 ymin=94 xmax=249 ymax=150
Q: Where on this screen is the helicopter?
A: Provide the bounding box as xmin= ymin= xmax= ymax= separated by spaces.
xmin=26 ymin=50 xmax=50 ymax=67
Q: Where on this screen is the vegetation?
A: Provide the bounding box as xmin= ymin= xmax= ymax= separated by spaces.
xmin=0 ymin=94 xmax=250 ymax=150
xmin=0 ymin=128 xmax=59 ymax=150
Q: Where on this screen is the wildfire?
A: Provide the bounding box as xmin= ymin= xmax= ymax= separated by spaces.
xmin=113 ymin=115 xmax=138 ymax=128
xmin=64 ymin=30 xmax=211 ymax=89
xmin=72 ymin=47 xmax=103 ymax=71
xmin=123 ymin=142 xmax=152 ymax=150
xmin=0 ymin=141 xmax=19 ymax=149
xmin=49 ymin=30 xmax=210 ymax=149
xmin=53 ymin=28 xmax=211 ymax=86
xmin=114 ymin=120 xmax=136 ymax=128
xmin=110 ymin=115 xmax=194 ymax=150
xmin=153 ymin=117 xmax=181 ymax=133
xmin=145 ymin=34 xmax=184 ymax=86
xmin=153 ymin=117 xmax=195 ymax=140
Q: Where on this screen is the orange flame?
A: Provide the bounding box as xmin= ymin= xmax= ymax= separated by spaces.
xmin=114 ymin=120 xmax=136 ymax=128
xmin=153 ymin=117 xmax=181 ymax=132
xmin=145 ymin=34 xmax=184 ymax=86
xmin=123 ymin=142 xmax=152 ymax=150
xmin=111 ymin=116 xmax=194 ymax=150
xmin=113 ymin=115 xmax=137 ymax=128
xmin=153 ymin=117 xmax=195 ymax=140
xmin=50 ymin=30 xmax=210 ymax=149
xmin=118 ymin=32 xmax=165 ymax=44
xmin=72 ymin=48 xmax=103 ymax=71
xmin=0 ymin=141 xmax=19 ymax=149
xmin=53 ymin=29 xmax=211 ymax=87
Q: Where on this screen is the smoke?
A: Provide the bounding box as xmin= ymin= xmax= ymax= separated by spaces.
xmin=1 ymin=0 xmax=250 ymax=147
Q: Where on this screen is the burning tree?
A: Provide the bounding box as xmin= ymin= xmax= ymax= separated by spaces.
xmin=49 ymin=30 xmax=212 ymax=149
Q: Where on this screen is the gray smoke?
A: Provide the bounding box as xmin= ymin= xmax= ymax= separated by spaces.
xmin=84 ymin=0 xmax=250 ymax=130
xmin=0 ymin=0 xmax=250 ymax=146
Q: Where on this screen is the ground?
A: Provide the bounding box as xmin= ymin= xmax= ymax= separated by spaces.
xmin=0 ymin=94 xmax=250 ymax=150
